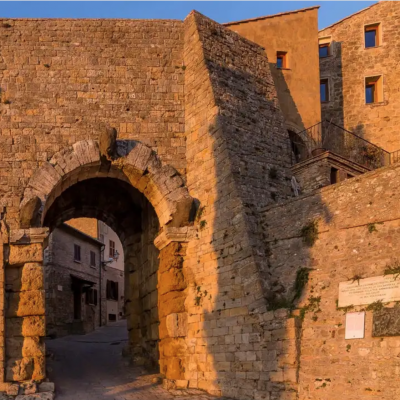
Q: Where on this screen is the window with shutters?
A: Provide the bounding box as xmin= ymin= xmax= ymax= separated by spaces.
xmin=74 ymin=244 xmax=81 ymax=262
xmin=109 ymin=240 xmax=115 ymax=258
xmin=106 ymin=280 xmax=118 ymax=301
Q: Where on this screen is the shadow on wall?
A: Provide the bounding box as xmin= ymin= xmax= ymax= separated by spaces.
xmin=193 ymin=56 xmax=333 ymax=399
xmin=269 ymin=63 xmax=306 ymax=134
xmin=321 ymin=41 xmax=344 ymax=128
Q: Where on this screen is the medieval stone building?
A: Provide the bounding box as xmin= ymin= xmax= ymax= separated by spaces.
xmin=1 ymin=2 xmax=400 ymax=399
xmin=44 ymin=223 xmax=103 ymax=337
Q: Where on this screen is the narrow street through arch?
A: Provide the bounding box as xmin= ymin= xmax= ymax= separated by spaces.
xmin=46 ymin=320 xmax=220 ymax=400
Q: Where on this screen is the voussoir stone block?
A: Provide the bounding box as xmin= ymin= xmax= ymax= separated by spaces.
xmin=72 ymin=140 xmax=100 ymax=165
xmin=28 ymin=162 xmax=61 ymax=196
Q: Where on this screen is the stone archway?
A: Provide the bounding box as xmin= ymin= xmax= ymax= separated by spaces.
xmin=3 ymin=139 xmax=197 ymax=388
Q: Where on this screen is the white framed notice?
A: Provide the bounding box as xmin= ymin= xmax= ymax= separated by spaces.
xmin=345 ymin=312 xmax=365 ymax=339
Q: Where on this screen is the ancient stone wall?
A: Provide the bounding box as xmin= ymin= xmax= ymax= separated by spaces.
xmin=125 ymin=199 xmax=160 ymax=368
xmin=225 ymin=7 xmax=321 ymax=133
xmin=44 ymin=225 xmax=102 ymax=337
xmin=182 ymin=11 xmax=297 ymax=399
xmin=319 ymin=1 xmax=400 ymax=152
xmin=0 ymin=18 xmax=186 ymax=227
xmin=260 ymin=162 xmax=400 ymax=400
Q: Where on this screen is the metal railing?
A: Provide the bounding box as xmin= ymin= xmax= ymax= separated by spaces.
xmin=390 ymin=150 xmax=400 ymax=165
xmin=289 ymin=120 xmax=391 ymax=170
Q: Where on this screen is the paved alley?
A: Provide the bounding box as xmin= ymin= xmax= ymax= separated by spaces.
xmin=45 ymin=321 xmax=219 ymax=400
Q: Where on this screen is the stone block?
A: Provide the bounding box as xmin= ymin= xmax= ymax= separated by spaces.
xmin=9 ymin=245 xmax=43 ymax=265
xmin=6 ymin=357 xmax=34 ymax=381
xmin=373 ymin=307 xmax=400 ymax=337
xmin=6 ymin=337 xmax=45 ymax=358
xmin=6 ymin=291 xmax=45 ymax=317
xmin=16 ymin=393 xmax=54 ymax=400
xmin=6 ymin=263 xmax=44 ymax=292
xmin=158 ymin=291 xmax=186 ymax=318
xmin=6 ymin=316 xmax=46 ymax=338
xmin=38 ymin=382 xmax=55 ymax=393
xmin=159 ymin=338 xmax=187 ymax=358
xmin=166 ymin=312 xmax=188 ymax=338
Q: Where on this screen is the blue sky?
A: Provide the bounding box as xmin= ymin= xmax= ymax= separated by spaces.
xmin=1 ymin=2 xmax=376 ymax=30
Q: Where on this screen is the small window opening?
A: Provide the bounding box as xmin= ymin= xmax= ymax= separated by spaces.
xmin=276 ymin=51 xmax=287 ymax=69
xmin=320 ymin=79 xmax=329 ymax=102
xmin=330 ymin=167 xmax=339 ymax=184
xmin=74 ymin=244 xmax=81 ymax=262
xmin=365 ymin=75 xmax=382 ymax=104
xmin=90 ymin=251 xmax=96 ymax=267
xmin=365 ymin=23 xmax=380 ymax=48
xmin=319 ymin=37 xmax=331 ymax=58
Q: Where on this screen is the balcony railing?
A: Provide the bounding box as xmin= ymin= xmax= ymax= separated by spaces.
xmin=289 ymin=120 xmax=391 ymax=170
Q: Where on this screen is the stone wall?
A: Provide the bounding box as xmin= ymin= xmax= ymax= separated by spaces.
xmin=226 ymin=6 xmax=321 ymax=133
xmin=44 ymin=225 xmax=103 ymax=337
xmin=4 ymin=229 xmax=48 ymax=383
xmin=260 ymin=162 xmax=400 ymax=400
xmin=125 ymin=199 xmax=160 ymax=368
xmin=0 ymin=17 xmax=186 ymax=228
xmin=182 ymin=11 xmax=296 ymax=398
xmin=319 ymin=1 xmax=400 ymax=152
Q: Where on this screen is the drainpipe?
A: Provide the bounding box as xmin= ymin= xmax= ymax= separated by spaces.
xmin=99 ymin=244 xmax=105 ymax=327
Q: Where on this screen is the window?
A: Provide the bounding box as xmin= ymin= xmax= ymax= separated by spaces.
xmin=106 ymin=280 xmax=118 ymax=301
xmin=320 ymin=79 xmax=329 ymax=102
xmin=74 ymin=244 xmax=81 ymax=262
xmin=85 ymin=288 xmax=98 ymax=306
xmin=276 ymin=51 xmax=287 ymax=69
xmin=108 ymin=314 xmax=117 ymax=322
xmin=365 ymin=23 xmax=380 ymax=48
xmin=330 ymin=168 xmax=339 ymax=184
xmin=109 ymin=240 xmax=115 ymax=258
xmin=365 ymin=75 xmax=383 ymax=104
xmin=90 ymin=251 xmax=96 ymax=267
xmin=318 ymin=37 xmax=331 ymax=58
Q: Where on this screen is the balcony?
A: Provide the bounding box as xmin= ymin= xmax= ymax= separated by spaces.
xmin=289 ymin=120 xmax=391 ymax=170
xmin=289 ymin=120 xmax=400 ymax=194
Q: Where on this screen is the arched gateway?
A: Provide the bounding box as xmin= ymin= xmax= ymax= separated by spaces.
xmin=2 ymin=138 xmax=197 ymax=386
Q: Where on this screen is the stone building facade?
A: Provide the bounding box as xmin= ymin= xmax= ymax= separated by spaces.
xmin=1 ymin=5 xmax=400 ymax=400
xmin=67 ymin=218 xmax=125 ymax=324
xmin=319 ymin=1 xmax=400 ymax=152
xmin=44 ymin=223 xmax=103 ymax=337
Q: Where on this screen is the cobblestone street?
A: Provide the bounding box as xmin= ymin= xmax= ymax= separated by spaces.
xmin=45 ymin=321 xmax=218 ymax=400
